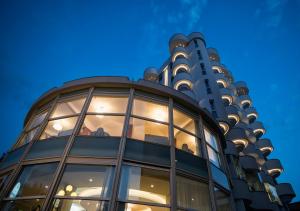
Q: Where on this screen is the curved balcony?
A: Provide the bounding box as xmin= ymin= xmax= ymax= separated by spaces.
xmin=174 ymin=79 xmax=193 ymax=91
xmin=143 ymin=67 xmax=159 ymax=82
xmin=171 ymin=46 xmax=188 ymax=62
xmin=226 ymin=127 xmax=249 ymax=150
xmin=220 ymin=88 xmax=234 ymax=106
xmin=172 ymin=71 xmax=193 ymax=86
xmin=238 ymin=95 xmax=252 ymax=109
xmin=234 ymin=81 xmax=249 ymax=96
xmin=172 ymin=58 xmax=191 ymax=76
xmin=250 ymin=191 xmax=277 ymax=210
xmin=215 ymin=73 xmax=229 ymax=88
xmin=249 ymin=121 xmax=265 ymax=138
xmin=224 ymin=141 xmax=238 ymax=156
xmin=169 ymin=33 xmax=189 ymax=52
xmin=226 ymin=105 xmax=242 ymax=126
xmin=256 ymin=138 xmax=273 ymax=156
xmin=243 ymin=143 xmax=266 ymax=165
xmin=264 ymin=159 xmax=283 ymax=177
xmin=232 ymin=178 xmax=252 ymax=202
xmin=245 ymin=107 xmax=258 ymax=123
xmin=239 ymin=155 xmax=259 ymax=171
xmin=218 ymin=121 xmax=230 ymax=135
xmin=207 ymin=47 xmax=220 ymax=62
xmin=276 ymin=183 xmax=296 ymax=204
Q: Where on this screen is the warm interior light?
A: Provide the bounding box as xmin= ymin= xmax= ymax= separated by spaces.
xmin=247 ymin=113 xmax=258 ymax=119
xmin=150 ymin=184 xmax=154 ymax=188
xmin=53 ymin=123 xmax=63 ymax=131
xmin=57 ymin=189 xmax=65 ymax=196
xmin=70 ymin=192 xmax=77 ymax=197
xmin=253 ymin=128 xmax=265 ymax=135
xmin=128 ymin=189 xmax=166 ymax=204
xmin=152 ymin=108 xmax=167 ymax=122
xmin=216 ymin=79 xmax=227 ymax=88
xmin=260 ymin=146 xmax=273 ymax=152
xmin=232 ymin=139 xmax=248 ymax=147
xmin=172 ymin=52 xmax=188 ymax=62
xmin=89 ymin=178 xmax=93 ymax=182
xmin=66 ymin=185 xmax=73 ymax=192
xmin=241 ymin=99 xmax=251 ymax=106
xmin=212 ymin=66 xmax=222 ymax=73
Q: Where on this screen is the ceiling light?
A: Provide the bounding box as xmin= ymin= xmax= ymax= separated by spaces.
xmin=53 ymin=123 xmax=63 ymax=131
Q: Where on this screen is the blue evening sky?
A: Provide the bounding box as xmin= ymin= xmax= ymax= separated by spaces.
xmin=1 ymin=0 xmax=300 ymax=202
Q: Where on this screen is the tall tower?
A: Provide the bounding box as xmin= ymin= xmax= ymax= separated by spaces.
xmin=144 ymin=32 xmax=296 ymax=210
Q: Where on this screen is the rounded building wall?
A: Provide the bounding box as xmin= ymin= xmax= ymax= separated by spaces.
xmin=0 ymin=77 xmax=232 ymax=211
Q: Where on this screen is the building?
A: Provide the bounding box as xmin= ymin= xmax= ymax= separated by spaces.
xmin=0 ymin=32 xmax=296 ymax=211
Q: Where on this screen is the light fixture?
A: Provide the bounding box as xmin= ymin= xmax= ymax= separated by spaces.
xmin=66 ymin=184 xmax=73 ymax=192
xmin=89 ymin=178 xmax=93 ymax=182
xmin=219 ymin=122 xmax=229 ymax=134
xmin=70 ymin=192 xmax=77 ymax=197
xmin=221 ymin=95 xmax=232 ymax=105
xmin=53 ymin=122 xmax=63 ymax=131
xmin=152 ymin=108 xmax=167 ymax=122
xmin=268 ymin=168 xmax=283 ymax=175
xmin=150 ymin=184 xmax=154 ymax=188
xmin=232 ymin=139 xmax=248 ymax=147
xmin=57 ymin=189 xmax=65 ymax=196
xmin=228 ymin=114 xmax=239 ymax=123
xmin=247 ymin=113 xmax=258 ymax=119
xmin=253 ymin=128 xmax=265 ymax=135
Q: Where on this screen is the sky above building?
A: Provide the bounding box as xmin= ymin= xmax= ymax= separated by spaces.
xmin=1 ymin=0 xmax=300 ymax=202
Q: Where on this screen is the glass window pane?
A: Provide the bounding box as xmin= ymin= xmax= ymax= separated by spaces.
xmin=119 ymin=165 xmax=170 ymax=205
xmin=51 ymin=98 xmax=86 ymax=118
xmin=118 ymin=203 xmax=169 ymax=211
xmin=80 ymin=115 xmax=125 ymax=137
xmin=2 ymin=199 xmax=44 ymax=210
xmin=27 ymin=111 xmax=48 ymax=130
xmin=176 ymin=176 xmax=211 ymax=211
xmin=173 ymin=109 xmax=196 ymax=134
xmin=128 ymin=118 xmax=169 ymax=145
xmin=52 ymin=199 xmax=108 ymax=211
xmin=214 ymin=187 xmax=231 ymax=211
xmin=207 ymin=146 xmax=220 ymax=167
xmin=8 ymin=163 xmax=57 ymax=198
xmin=40 ymin=117 xmax=78 ymax=140
xmin=174 ymin=129 xmax=200 ymax=156
xmin=55 ymin=165 xmax=114 ymax=199
xmin=88 ymin=96 xmax=128 ymax=114
xmin=22 ymin=127 xmax=39 ymax=145
xmin=204 ymin=128 xmax=218 ymax=151
xmin=132 ymin=98 xmax=169 ymax=122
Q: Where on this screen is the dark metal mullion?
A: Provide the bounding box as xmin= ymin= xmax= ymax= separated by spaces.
xmin=119 ymin=199 xmax=171 ymax=208
xmin=130 ymin=114 xmax=169 ymax=125
xmin=173 ymin=125 xmax=199 ymax=138
xmin=48 ymin=113 xmax=81 ymax=121
xmin=169 ymin=98 xmax=177 ymax=211
xmin=109 ymin=88 xmax=134 ymax=211
xmin=0 ymin=96 xmax=60 ymax=201
xmin=198 ymin=117 xmax=217 ymax=211
xmin=42 ymin=87 xmax=94 ymax=210
xmin=86 ymin=112 xmax=126 ymax=116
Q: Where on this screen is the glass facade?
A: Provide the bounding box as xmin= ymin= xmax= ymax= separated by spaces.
xmin=0 ymin=86 xmax=230 ymax=210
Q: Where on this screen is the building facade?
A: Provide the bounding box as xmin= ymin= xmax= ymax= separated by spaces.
xmin=0 ymin=32 xmax=296 ymax=211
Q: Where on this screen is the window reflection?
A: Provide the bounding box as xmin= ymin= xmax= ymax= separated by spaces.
xmin=177 ymin=176 xmax=211 ymax=211
xmin=204 ymin=128 xmax=221 ymax=168
xmin=40 ymin=117 xmax=78 ymax=140
xmin=51 ymin=98 xmax=86 ymax=118
xmin=204 ymin=128 xmax=218 ymax=150
xmin=173 ymin=109 xmax=195 ymax=134
xmin=55 ymin=165 xmax=114 ymax=199
xmin=79 ymin=115 xmax=124 ymax=137
xmin=174 ymin=129 xmax=200 ymax=156
xmin=27 ymin=111 xmax=48 ymax=130
xmin=118 ymin=165 xmax=170 ymax=205
xmin=8 ymin=163 xmax=57 ymax=198
xmin=52 ymin=199 xmax=108 ymax=211
xmin=207 ymin=147 xmax=220 ymax=167
xmin=88 ymin=96 xmax=128 ymax=114
xmin=132 ymin=98 xmax=169 ymax=123
xmin=2 ymin=199 xmax=45 ymax=211
xmin=128 ymin=118 xmax=169 ymax=145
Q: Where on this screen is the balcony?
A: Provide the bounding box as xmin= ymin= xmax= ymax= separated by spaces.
xmin=276 ymin=183 xmax=296 ymax=204
xmin=218 ymin=121 xmax=230 ymax=135
xmin=171 ymin=46 xmax=188 ymax=62
xmin=226 ymin=105 xmax=242 ymax=126
xmin=234 ymin=81 xmax=249 ymax=96
xmin=220 ymin=88 xmax=234 ymax=106
xmin=169 ymin=33 xmax=189 ymax=52
xmin=226 ymin=127 xmax=249 ymax=150
xmin=224 ymin=141 xmax=238 ymax=156
xmin=215 ymin=73 xmax=229 ymax=88
xmin=238 ymin=95 xmax=252 ymax=109
xmin=250 ymin=191 xmax=278 ymax=210
xmin=249 ymin=121 xmax=265 ymax=138
xmin=245 ymin=107 xmax=258 ymax=123
xmin=256 ymin=138 xmax=273 ymax=156
xmin=207 ymin=47 xmax=220 ymax=62
xmin=172 ymin=58 xmax=191 ymax=76
xmin=239 ymin=155 xmax=259 ymax=171
xmin=231 ymin=178 xmax=252 ymax=202
xmin=264 ymin=159 xmax=283 ymax=177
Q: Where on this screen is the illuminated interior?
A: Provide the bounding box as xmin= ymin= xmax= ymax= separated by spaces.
xmin=171 ymin=52 xmax=188 ymax=62
xmin=173 ymin=109 xmax=195 ymax=134
xmin=51 ymin=98 xmax=86 ymax=119
xmin=174 ymin=128 xmax=199 ymax=155
xmin=172 ymin=64 xmax=190 ymax=76
xmin=124 ymin=203 xmax=169 ymax=211
xmin=174 ymin=80 xmax=192 ymax=91
xmin=87 ymin=96 xmax=128 ymax=114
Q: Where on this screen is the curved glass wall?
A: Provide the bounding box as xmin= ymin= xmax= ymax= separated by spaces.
xmin=0 ymin=86 xmax=230 ymax=210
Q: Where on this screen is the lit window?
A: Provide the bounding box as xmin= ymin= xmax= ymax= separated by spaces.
xmin=118 ymin=165 xmax=170 ymax=205
xmin=40 ymin=117 xmax=78 ymax=140
xmin=27 ymin=111 xmax=48 ymax=130
xmin=132 ymin=98 xmax=169 ymax=123
xmin=128 ymin=118 xmax=169 ymax=145
xmin=177 ymin=176 xmax=211 ymax=210
xmin=2 ymin=199 xmax=45 ymax=210
xmin=55 ymin=165 xmax=115 ymax=199
xmin=118 ymin=203 xmax=169 ymax=211
xmin=87 ymin=96 xmax=128 ymax=114
xmin=174 ymin=129 xmax=200 ymax=156
xmin=80 ymin=115 xmax=125 ymax=137
xmin=173 ymin=109 xmax=196 ymax=134
xmin=8 ymin=163 xmax=57 ymax=198
xmin=51 ymin=98 xmax=86 ymax=118
xmin=52 ymin=200 xmax=108 ymax=211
